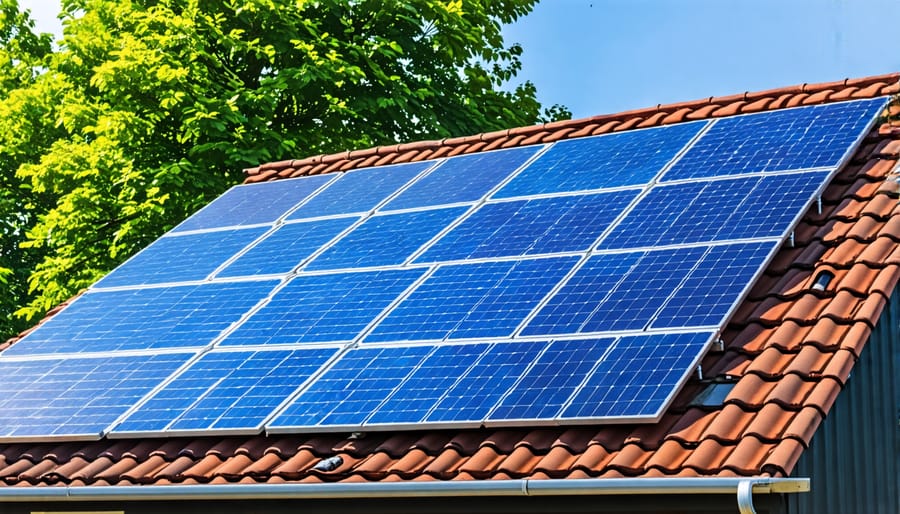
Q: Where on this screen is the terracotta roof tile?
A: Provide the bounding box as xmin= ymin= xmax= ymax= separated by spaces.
xmin=1 ymin=72 xmax=899 ymax=487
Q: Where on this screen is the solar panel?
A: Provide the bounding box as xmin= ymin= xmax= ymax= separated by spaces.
xmin=364 ymin=343 xmax=492 ymax=425
xmin=364 ymin=256 xmax=579 ymax=343
xmin=0 ymin=352 xmax=193 ymax=440
xmin=111 ymin=347 xmax=339 ymax=435
xmin=94 ymin=227 xmax=269 ymax=288
xmin=598 ymin=171 xmax=830 ymax=250
xmin=267 ymin=345 xmax=433 ymax=430
xmin=382 ymin=146 xmax=542 ymax=211
xmin=305 ymin=207 xmax=469 ymax=271
xmin=486 ymin=338 xmax=616 ymax=423
xmin=559 ymin=332 xmax=712 ymax=420
xmin=422 ymin=340 xmax=550 ymax=425
xmin=493 ymin=121 xmax=705 ymax=198
xmin=216 ymin=217 xmax=358 ymax=278
xmin=415 ymin=190 xmax=639 ymax=262
xmin=4 ymin=281 xmax=280 ymax=356
xmin=651 ymin=241 xmax=776 ymax=328
xmin=286 ymin=162 xmax=432 ymax=220
xmin=662 ymin=97 xmax=887 ymax=181
xmin=172 ymin=174 xmax=335 ymax=232
xmin=218 ymin=269 xmax=426 ymax=346
xmin=1 ymin=97 xmax=885 ymax=440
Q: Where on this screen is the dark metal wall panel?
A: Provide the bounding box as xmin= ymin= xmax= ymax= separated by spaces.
xmin=788 ymin=291 xmax=900 ymax=514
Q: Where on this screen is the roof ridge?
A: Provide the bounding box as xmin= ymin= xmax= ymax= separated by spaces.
xmin=243 ymin=72 xmax=900 ymax=183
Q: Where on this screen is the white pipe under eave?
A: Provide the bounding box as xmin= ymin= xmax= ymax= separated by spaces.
xmin=0 ymin=477 xmax=809 ymax=512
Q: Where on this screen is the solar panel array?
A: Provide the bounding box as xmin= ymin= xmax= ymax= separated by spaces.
xmin=0 ymin=97 xmax=886 ymax=441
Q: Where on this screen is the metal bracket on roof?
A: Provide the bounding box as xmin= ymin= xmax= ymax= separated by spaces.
xmin=713 ymin=338 xmax=725 ymax=352
xmin=695 ymin=365 xmax=704 ymax=381
xmin=789 ymin=231 xmax=795 ymax=247
xmin=816 ymin=196 xmax=822 ymax=215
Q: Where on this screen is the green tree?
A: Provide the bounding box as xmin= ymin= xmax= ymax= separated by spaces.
xmin=0 ymin=0 xmax=568 ymax=339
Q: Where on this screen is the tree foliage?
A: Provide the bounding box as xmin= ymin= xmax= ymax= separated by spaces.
xmin=0 ymin=0 xmax=568 ymax=338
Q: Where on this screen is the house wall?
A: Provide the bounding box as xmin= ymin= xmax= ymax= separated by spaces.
xmin=788 ymin=290 xmax=900 ymax=514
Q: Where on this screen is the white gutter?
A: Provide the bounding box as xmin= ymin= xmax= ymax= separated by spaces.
xmin=0 ymin=477 xmax=808 ymax=512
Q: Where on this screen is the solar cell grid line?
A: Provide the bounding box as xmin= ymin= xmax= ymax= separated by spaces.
xmin=485 ymin=337 xmax=616 ymax=425
xmin=266 ymin=345 xmax=434 ymax=431
xmin=363 ymin=342 xmax=492 ymax=427
xmin=215 ymin=217 xmax=360 ymax=278
xmin=413 ymin=190 xmax=640 ymax=263
xmin=363 ymin=256 xmax=579 ymax=344
xmin=285 ymin=161 xmax=434 ymax=221
xmin=651 ymin=241 xmax=778 ymax=329
xmin=423 ymin=340 xmax=551 ymax=425
xmin=93 ymin=226 xmax=270 ymax=289
xmin=171 ymin=174 xmax=337 ymax=233
xmin=492 ymin=120 xmax=707 ymax=198
xmin=110 ymin=347 xmax=341 ymax=436
xmin=2 ymin=280 xmax=281 ymax=356
xmin=304 ymin=206 xmax=470 ymax=272
xmin=218 ymin=268 xmax=428 ymax=346
xmin=558 ymin=331 xmax=714 ymax=422
xmin=661 ymin=97 xmax=889 ymax=182
xmin=0 ymin=352 xmax=194 ymax=441
xmin=381 ymin=146 xmax=546 ymax=211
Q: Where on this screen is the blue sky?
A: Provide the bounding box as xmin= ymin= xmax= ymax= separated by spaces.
xmin=21 ymin=0 xmax=900 ymax=119
xmin=504 ymin=0 xmax=900 ymax=117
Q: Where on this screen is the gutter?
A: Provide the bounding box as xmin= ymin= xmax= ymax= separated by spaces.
xmin=0 ymin=477 xmax=808 ymax=513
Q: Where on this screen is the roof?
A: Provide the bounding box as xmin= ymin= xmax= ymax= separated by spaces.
xmin=1 ymin=73 xmax=898 ymax=487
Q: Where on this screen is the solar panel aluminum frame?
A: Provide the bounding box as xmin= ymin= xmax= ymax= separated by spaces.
xmin=105 ymin=345 xmax=348 ymax=439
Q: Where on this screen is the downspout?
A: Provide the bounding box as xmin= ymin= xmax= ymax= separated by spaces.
xmin=0 ymin=477 xmax=809 ymax=511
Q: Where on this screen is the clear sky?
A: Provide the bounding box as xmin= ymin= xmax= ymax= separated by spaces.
xmin=20 ymin=0 xmax=900 ymax=119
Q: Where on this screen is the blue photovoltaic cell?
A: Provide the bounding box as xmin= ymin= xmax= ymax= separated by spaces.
xmin=415 ymin=190 xmax=638 ymax=262
xmin=286 ymin=162 xmax=431 ymax=220
xmin=4 ymin=281 xmax=280 ymax=356
xmin=219 ymin=268 xmax=425 ymax=346
xmin=663 ymin=98 xmax=887 ymax=181
xmin=0 ymin=353 xmax=193 ymax=439
xmin=424 ymin=341 xmax=550 ymax=424
xmin=364 ymin=256 xmax=578 ymax=343
xmin=493 ymin=121 xmax=705 ymax=198
xmin=113 ymin=348 xmax=338 ymax=434
xmin=560 ymin=332 xmax=712 ymax=420
xmin=487 ymin=338 xmax=615 ymax=422
xmin=522 ymin=247 xmax=707 ymax=335
xmin=382 ymin=147 xmax=541 ymax=211
xmin=651 ymin=241 xmax=776 ymax=328
xmin=599 ymin=171 xmax=829 ymax=250
xmin=268 ymin=346 xmax=432 ymax=429
xmin=216 ymin=217 xmax=358 ymax=278
xmin=172 ymin=175 xmax=334 ymax=232
xmin=365 ymin=343 xmax=491 ymax=425
xmin=305 ymin=207 xmax=469 ymax=271
xmin=94 ymin=227 xmax=269 ymax=288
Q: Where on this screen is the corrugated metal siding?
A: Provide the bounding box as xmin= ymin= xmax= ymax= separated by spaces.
xmin=788 ymin=290 xmax=900 ymax=514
